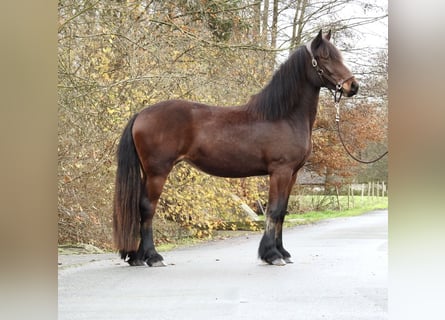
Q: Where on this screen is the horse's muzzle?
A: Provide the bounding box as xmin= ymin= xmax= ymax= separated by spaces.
xmin=346 ymin=80 xmax=359 ymax=97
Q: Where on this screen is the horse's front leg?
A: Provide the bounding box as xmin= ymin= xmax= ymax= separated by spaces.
xmin=259 ymin=169 xmax=295 ymax=266
xmin=275 ymin=172 xmax=297 ymax=264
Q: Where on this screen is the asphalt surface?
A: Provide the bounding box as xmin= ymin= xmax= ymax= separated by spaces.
xmin=58 ymin=210 xmax=387 ymax=320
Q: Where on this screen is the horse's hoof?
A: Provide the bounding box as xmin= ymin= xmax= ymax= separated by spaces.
xmin=128 ymin=259 xmax=147 ymax=266
xmin=271 ymin=258 xmax=286 ymax=266
xmin=149 ymin=260 xmax=167 ymax=267
xmin=284 ymin=257 xmax=293 ymax=264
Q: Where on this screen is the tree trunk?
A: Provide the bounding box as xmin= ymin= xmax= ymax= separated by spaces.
xmin=270 ymin=0 xmax=278 ymax=49
xmin=290 ymin=0 xmax=308 ymax=53
xmin=261 ymin=0 xmax=269 ymax=44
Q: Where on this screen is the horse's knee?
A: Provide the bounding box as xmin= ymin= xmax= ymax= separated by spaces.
xmin=268 ymin=195 xmax=288 ymax=218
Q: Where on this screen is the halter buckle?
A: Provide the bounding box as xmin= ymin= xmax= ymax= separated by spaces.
xmin=312 ymin=58 xmax=318 ymax=68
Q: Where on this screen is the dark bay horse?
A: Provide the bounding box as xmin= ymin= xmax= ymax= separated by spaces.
xmin=113 ymin=30 xmax=358 ymax=266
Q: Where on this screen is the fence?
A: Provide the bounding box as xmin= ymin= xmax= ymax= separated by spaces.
xmin=349 ymin=181 xmax=387 ymax=198
xmin=289 ymin=181 xmax=388 ymax=212
xmin=343 ymin=181 xmax=387 ymax=210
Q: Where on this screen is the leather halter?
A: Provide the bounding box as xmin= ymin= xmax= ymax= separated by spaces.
xmin=305 ymin=42 xmax=354 ymax=103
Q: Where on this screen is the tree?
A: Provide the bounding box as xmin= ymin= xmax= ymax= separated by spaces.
xmin=58 ymin=0 xmax=388 ymax=248
xmin=58 ymin=0 xmax=271 ymax=247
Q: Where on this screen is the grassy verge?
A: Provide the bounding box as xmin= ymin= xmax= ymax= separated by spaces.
xmin=157 ymin=237 xmax=207 ymax=252
xmin=259 ymin=196 xmax=388 ymax=228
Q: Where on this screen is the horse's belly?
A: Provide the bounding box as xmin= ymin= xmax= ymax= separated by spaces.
xmin=184 ymin=148 xmax=268 ymax=178
xmin=184 ymin=123 xmax=310 ymax=178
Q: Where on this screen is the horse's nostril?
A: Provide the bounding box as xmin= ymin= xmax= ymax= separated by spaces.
xmin=349 ymin=81 xmax=359 ymax=96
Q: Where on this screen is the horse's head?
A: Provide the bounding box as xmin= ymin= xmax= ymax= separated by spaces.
xmin=306 ymin=30 xmax=359 ymax=97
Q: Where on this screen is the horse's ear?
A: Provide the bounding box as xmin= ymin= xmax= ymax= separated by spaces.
xmin=312 ymin=30 xmax=323 ymax=49
xmin=325 ymin=29 xmax=332 ymax=41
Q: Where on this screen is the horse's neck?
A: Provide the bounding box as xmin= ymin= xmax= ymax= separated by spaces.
xmin=242 ymin=81 xmax=321 ymax=126
xmin=289 ymin=86 xmax=320 ymax=131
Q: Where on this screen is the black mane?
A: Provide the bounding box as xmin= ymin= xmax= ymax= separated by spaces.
xmin=246 ymin=46 xmax=311 ymax=121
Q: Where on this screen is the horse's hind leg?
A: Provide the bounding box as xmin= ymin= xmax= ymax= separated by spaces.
xmin=130 ymin=175 xmax=168 ymax=267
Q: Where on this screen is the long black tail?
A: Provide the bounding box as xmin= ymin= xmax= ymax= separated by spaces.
xmin=113 ymin=113 xmax=142 ymax=257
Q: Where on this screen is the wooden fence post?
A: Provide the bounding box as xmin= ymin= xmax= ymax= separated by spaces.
xmin=350 ymin=184 xmax=355 ymax=208
xmin=377 ymin=181 xmax=380 ymax=197
xmin=361 ymin=183 xmax=365 ymax=204
xmin=335 ymin=186 xmax=341 ymax=211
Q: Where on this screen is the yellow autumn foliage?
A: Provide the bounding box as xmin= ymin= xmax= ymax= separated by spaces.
xmin=58 ymin=1 xmax=272 ymax=248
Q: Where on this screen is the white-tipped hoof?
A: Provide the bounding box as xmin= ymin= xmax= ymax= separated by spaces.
xmin=150 ymin=260 xmax=167 ymax=267
xmin=271 ymin=258 xmax=286 ymax=266
xmin=284 ymin=257 xmax=294 ymax=264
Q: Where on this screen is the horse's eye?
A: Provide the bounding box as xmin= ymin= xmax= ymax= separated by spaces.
xmin=320 ymin=52 xmax=330 ymax=60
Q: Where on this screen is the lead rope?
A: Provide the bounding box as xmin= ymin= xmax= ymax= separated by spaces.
xmin=335 ymin=100 xmax=388 ymax=164
xmin=307 ymin=43 xmax=388 ymax=163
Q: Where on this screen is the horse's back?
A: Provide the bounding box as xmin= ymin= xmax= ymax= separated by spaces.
xmin=132 ymin=99 xmax=241 ymax=146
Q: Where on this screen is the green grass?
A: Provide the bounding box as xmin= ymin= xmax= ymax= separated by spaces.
xmin=259 ymin=195 xmax=388 ymax=227
xmin=157 ymin=235 xmax=212 ymax=252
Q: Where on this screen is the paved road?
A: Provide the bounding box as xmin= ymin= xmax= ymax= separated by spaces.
xmin=58 ymin=210 xmax=387 ymax=320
